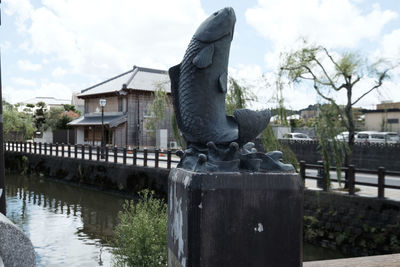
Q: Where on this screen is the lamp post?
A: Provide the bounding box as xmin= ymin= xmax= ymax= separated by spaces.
xmin=99 ymin=98 xmax=107 ymax=159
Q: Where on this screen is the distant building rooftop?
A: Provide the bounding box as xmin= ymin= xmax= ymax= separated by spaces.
xmin=78 ymin=66 xmax=170 ymax=98
xmin=19 ymin=97 xmax=71 ymax=106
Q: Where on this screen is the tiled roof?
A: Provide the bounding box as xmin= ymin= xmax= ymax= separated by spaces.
xmin=78 ymin=66 xmax=170 ymax=97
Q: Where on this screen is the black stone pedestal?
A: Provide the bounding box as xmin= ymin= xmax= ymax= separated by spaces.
xmin=168 ymin=168 xmax=303 ymax=267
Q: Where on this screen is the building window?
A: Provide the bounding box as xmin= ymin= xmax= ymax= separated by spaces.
xmin=387 ymin=118 xmax=399 ymax=124
xmin=118 ymin=96 xmax=123 ymax=112
xmin=85 ymin=101 xmax=89 ymax=113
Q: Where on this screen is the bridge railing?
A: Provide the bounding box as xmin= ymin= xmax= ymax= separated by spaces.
xmin=299 ymin=160 xmax=400 ymax=198
xmin=5 ymin=141 xmax=180 ymax=169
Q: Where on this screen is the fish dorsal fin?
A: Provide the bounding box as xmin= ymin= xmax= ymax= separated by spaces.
xmin=192 ymin=44 xmax=214 ymax=69
xmin=168 ymin=64 xmax=183 ymax=127
xmin=219 ymin=72 xmax=227 ymax=93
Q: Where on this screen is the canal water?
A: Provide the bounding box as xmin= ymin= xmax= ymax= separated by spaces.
xmin=5 ymin=174 xmax=345 ymax=266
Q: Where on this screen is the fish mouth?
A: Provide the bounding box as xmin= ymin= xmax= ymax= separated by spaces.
xmin=194 ymin=7 xmax=236 ymax=43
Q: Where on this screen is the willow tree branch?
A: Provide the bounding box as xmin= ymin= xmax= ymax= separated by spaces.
xmin=352 ymin=69 xmax=389 ymax=106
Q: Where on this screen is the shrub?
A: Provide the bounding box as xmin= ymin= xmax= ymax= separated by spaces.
xmin=113 ymin=190 xmax=167 ymax=267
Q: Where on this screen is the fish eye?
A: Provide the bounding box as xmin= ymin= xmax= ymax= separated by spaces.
xmin=213 ymin=12 xmax=218 ymax=16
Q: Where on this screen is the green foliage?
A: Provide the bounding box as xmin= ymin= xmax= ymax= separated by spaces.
xmin=171 ymin=113 xmax=185 ymax=149
xmin=314 ymin=104 xmax=349 ymax=186
xmin=225 ymin=77 xmax=256 ymax=116
xmin=34 ymin=101 xmax=47 ymax=130
xmin=260 ymin=125 xmax=299 ymax=171
xmin=63 ymin=104 xmax=81 ymax=115
xmin=113 ymin=190 xmax=167 ymax=267
xmin=280 ymin=41 xmax=395 ymax=162
xmin=44 ymin=107 xmax=73 ymax=130
xmin=3 ymin=102 xmax=35 ymax=141
xmin=146 ymin=84 xmax=168 ymax=138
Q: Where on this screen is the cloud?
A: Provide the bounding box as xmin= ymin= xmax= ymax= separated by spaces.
xmin=4 ymin=80 xmax=73 ymax=104
xmin=51 ymin=67 xmax=67 ymax=78
xmin=246 ymin=0 xmax=397 ymax=69
xmin=4 ymin=0 xmax=34 ymax=32
xmin=17 ymin=59 xmax=42 ymax=71
xmin=11 ymin=77 xmax=37 ymax=87
xmin=6 ymin=0 xmax=207 ymax=78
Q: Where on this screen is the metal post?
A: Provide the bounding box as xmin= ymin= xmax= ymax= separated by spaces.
xmin=55 ymin=143 xmax=59 ymax=157
xmin=68 ymin=144 xmax=71 ymax=158
xmin=39 ymin=142 xmax=42 ymax=155
xmin=105 ymin=147 xmax=109 ymax=162
xmin=34 ymin=142 xmax=37 ymax=154
xmin=378 ymin=167 xmax=385 ymax=199
xmin=49 ymin=144 xmax=53 ymax=156
xmin=74 ymin=145 xmax=78 ymax=158
xmin=44 ymin=143 xmax=47 ymax=155
xmin=24 ymin=142 xmax=27 ymax=153
xmin=101 ymin=103 xmax=105 ymax=159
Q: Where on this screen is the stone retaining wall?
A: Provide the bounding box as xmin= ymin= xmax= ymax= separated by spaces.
xmin=5 ymin=151 xmax=169 ymax=197
xmin=6 ymin=151 xmax=400 ymax=258
xmin=304 ymin=190 xmax=400 ymax=257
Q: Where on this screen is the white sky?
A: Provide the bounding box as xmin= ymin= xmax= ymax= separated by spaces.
xmin=2 ymin=0 xmax=400 ymax=110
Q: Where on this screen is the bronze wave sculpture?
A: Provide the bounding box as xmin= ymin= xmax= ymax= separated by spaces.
xmin=169 ymin=7 xmax=294 ymax=172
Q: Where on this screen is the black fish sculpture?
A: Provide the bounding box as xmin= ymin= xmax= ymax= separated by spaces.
xmin=169 ymin=7 xmax=294 ymax=172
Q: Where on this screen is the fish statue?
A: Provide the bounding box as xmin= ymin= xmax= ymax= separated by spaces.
xmin=169 ymin=7 xmax=294 ymax=173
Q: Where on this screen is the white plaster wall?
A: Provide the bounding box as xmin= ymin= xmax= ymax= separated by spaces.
xmin=76 ymin=127 xmax=84 ymax=144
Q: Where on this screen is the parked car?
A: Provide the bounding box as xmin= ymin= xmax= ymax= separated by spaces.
xmin=283 ymin=133 xmax=312 ymax=140
xmin=335 ymin=132 xmax=349 ymax=142
xmin=355 ymin=131 xmax=399 ymax=144
xmin=381 ymin=132 xmax=400 ymax=143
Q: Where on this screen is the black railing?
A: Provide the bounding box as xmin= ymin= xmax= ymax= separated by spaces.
xmin=299 ymin=160 xmax=400 ymax=198
xmin=5 ymin=141 xmax=180 ymax=169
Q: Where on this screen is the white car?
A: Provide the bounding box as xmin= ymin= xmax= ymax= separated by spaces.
xmin=382 ymin=132 xmax=400 ymax=143
xmin=355 ymin=131 xmax=397 ymax=144
xmin=283 ymin=133 xmax=312 ymax=140
xmin=335 ymin=132 xmax=349 ymax=142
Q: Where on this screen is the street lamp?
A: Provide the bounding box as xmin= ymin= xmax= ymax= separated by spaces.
xmin=100 ymin=98 xmax=107 ymax=159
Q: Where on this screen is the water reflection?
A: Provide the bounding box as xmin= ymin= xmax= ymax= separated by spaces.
xmin=5 ymin=173 xmax=127 ymax=267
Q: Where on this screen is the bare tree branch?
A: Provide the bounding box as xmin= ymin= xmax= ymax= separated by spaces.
xmin=351 ymin=69 xmax=389 ymax=106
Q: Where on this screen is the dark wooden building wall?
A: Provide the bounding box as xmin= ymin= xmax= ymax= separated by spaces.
xmin=126 ymin=91 xmax=176 ymax=148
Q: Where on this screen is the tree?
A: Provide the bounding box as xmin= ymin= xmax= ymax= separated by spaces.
xmin=145 ymin=83 xmax=169 ymax=138
xmin=314 ymin=104 xmax=349 ymax=186
xmin=3 ymin=101 xmax=34 ymax=141
xmin=280 ymin=42 xmax=395 ymax=165
xmin=44 ymin=107 xmax=78 ymax=130
xmin=34 ymin=101 xmax=47 ymax=131
xmin=225 ymin=77 xmax=256 ymax=116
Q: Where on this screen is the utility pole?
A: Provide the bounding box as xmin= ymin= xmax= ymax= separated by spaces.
xmin=0 ymin=0 xmax=7 ymax=215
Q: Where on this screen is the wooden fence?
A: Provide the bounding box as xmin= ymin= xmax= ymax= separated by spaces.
xmin=299 ymin=160 xmax=400 ymax=198
xmin=5 ymin=141 xmax=180 ymax=169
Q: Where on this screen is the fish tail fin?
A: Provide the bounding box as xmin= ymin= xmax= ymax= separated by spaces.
xmin=168 ymin=64 xmax=183 ymax=128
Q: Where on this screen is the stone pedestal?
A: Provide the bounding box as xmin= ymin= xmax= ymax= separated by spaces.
xmin=168 ymin=168 xmax=303 ymax=267
xmin=0 ymin=212 xmax=36 ymax=267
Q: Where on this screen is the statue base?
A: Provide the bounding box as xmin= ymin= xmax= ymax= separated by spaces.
xmin=168 ymin=168 xmax=303 ymax=267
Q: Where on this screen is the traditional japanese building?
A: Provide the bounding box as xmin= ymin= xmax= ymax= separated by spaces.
xmin=68 ymin=66 xmax=176 ymax=148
